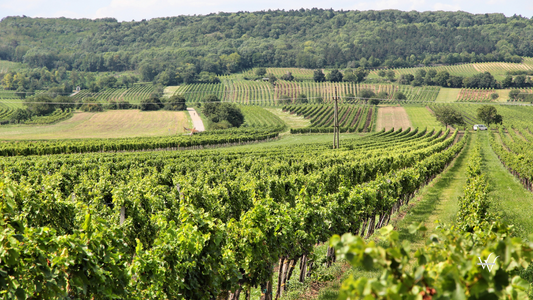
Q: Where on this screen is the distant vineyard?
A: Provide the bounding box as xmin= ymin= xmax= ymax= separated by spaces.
xmin=0 ymin=99 xmax=24 ymax=123
xmin=72 ymin=85 xmax=156 ymax=104
xmin=282 ymin=104 xmax=376 ymax=133
xmin=24 ymin=108 xmax=73 ymax=125
xmin=372 ymin=60 xmax=533 ymax=79
xmin=170 ymin=81 xmax=440 ymax=105
xmin=172 ymin=82 xmax=227 ymax=103
xmin=240 ymin=68 xmax=315 ymax=79
xmin=456 ymin=88 xmax=498 ymax=102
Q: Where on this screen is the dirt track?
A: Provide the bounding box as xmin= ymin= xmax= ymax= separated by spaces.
xmin=375 ymin=106 xmax=412 ymax=131
xmin=187 ymin=108 xmax=205 ymax=131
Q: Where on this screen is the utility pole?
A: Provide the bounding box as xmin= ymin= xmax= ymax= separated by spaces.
xmin=333 ymin=87 xmax=340 ymax=149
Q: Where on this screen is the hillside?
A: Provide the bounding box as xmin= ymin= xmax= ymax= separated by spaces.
xmin=1 ymin=10 xmax=532 ymax=79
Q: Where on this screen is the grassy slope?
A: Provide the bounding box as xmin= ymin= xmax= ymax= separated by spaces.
xmin=265 ymin=107 xmax=311 ymax=129
xmin=163 ymin=86 xmax=180 ymax=98
xmin=435 ymin=88 xmax=461 ymax=102
xmin=0 ymin=59 xmax=22 ymax=73
xmin=0 ymin=110 xmax=190 ymax=140
xmin=403 ymin=106 xmax=444 ymax=130
xmin=479 ymin=131 xmax=533 ymax=237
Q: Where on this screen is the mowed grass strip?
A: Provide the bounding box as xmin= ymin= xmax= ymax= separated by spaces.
xmin=479 ymin=131 xmax=533 ymax=237
xmin=435 ymin=88 xmax=461 ymax=102
xmin=0 ymin=110 xmax=190 ymax=140
xmin=265 ymin=107 xmax=310 ymax=129
xmin=403 ymin=106 xmax=444 ymax=130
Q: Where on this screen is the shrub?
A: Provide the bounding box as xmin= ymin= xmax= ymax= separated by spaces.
xmin=164 ymin=95 xmax=186 ymax=111
xmin=140 ymin=97 xmax=163 ymax=111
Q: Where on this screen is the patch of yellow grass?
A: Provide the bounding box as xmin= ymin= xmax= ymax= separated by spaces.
xmin=0 ymin=110 xmax=190 ymax=140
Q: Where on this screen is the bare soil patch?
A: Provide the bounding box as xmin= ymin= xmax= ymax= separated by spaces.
xmin=376 ymin=106 xmax=412 ymax=131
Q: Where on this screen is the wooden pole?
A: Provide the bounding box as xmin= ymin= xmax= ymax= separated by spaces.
xmin=333 ymin=87 xmax=340 ymax=149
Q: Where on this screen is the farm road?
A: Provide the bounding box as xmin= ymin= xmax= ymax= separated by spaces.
xmin=187 ymin=108 xmax=205 ymax=131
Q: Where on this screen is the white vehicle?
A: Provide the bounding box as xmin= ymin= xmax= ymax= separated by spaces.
xmin=473 ymin=124 xmax=487 ymax=131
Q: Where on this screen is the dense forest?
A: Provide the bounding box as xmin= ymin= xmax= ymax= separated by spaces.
xmin=0 ymin=9 xmax=532 ymax=82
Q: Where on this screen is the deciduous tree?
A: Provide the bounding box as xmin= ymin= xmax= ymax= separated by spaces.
xmin=477 ymin=105 xmax=502 ymax=126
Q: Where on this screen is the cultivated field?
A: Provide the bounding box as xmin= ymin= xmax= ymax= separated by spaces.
xmin=0 ymin=110 xmax=190 ymax=139
xmin=375 ymin=106 xmax=412 ymax=131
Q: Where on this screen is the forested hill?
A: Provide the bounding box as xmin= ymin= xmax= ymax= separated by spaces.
xmin=1 ymin=9 xmax=533 ymax=79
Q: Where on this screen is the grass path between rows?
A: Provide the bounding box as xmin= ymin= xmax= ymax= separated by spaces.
xmin=478 ymin=131 xmax=533 ymax=238
xmin=394 ymin=132 xmax=473 ymax=243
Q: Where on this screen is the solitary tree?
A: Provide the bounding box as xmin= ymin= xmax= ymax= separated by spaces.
xmin=508 ymin=89 xmax=521 ymax=101
xmin=433 ymin=106 xmax=465 ymax=128
xmin=398 ymin=74 xmax=414 ymax=85
xmin=393 ymin=91 xmax=407 ymax=100
xmin=477 ymin=105 xmax=503 ymax=126
xmin=377 ymin=70 xmax=386 ymax=77
xmin=313 ymin=70 xmax=326 ymax=82
xmin=358 ymin=89 xmax=376 ymax=102
xmin=255 ymin=67 xmax=267 ymax=77
xmin=327 ymin=69 xmax=343 ymax=82
xmin=164 ymin=95 xmax=187 ymax=111
xmin=281 ymin=72 xmax=294 ymax=81
xmin=266 ymin=73 xmax=277 ymax=85
xmin=386 ymin=70 xmax=396 ymax=81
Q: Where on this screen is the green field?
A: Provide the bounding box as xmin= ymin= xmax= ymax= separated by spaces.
xmin=403 ymin=105 xmax=444 ymax=129
xmin=265 ymin=107 xmax=311 ymax=129
xmin=435 ymin=88 xmax=461 ymax=102
xmin=0 ymin=59 xmax=22 ymax=73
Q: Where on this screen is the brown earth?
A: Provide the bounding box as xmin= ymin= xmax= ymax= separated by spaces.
xmin=375 ymin=106 xmax=412 ymax=131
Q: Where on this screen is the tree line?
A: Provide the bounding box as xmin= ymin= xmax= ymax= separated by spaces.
xmin=1 ymin=10 xmax=532 ymax=81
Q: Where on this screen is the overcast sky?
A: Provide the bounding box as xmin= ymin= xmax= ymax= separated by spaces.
xmin=1 ymin=0 xmax=532 ymax=21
